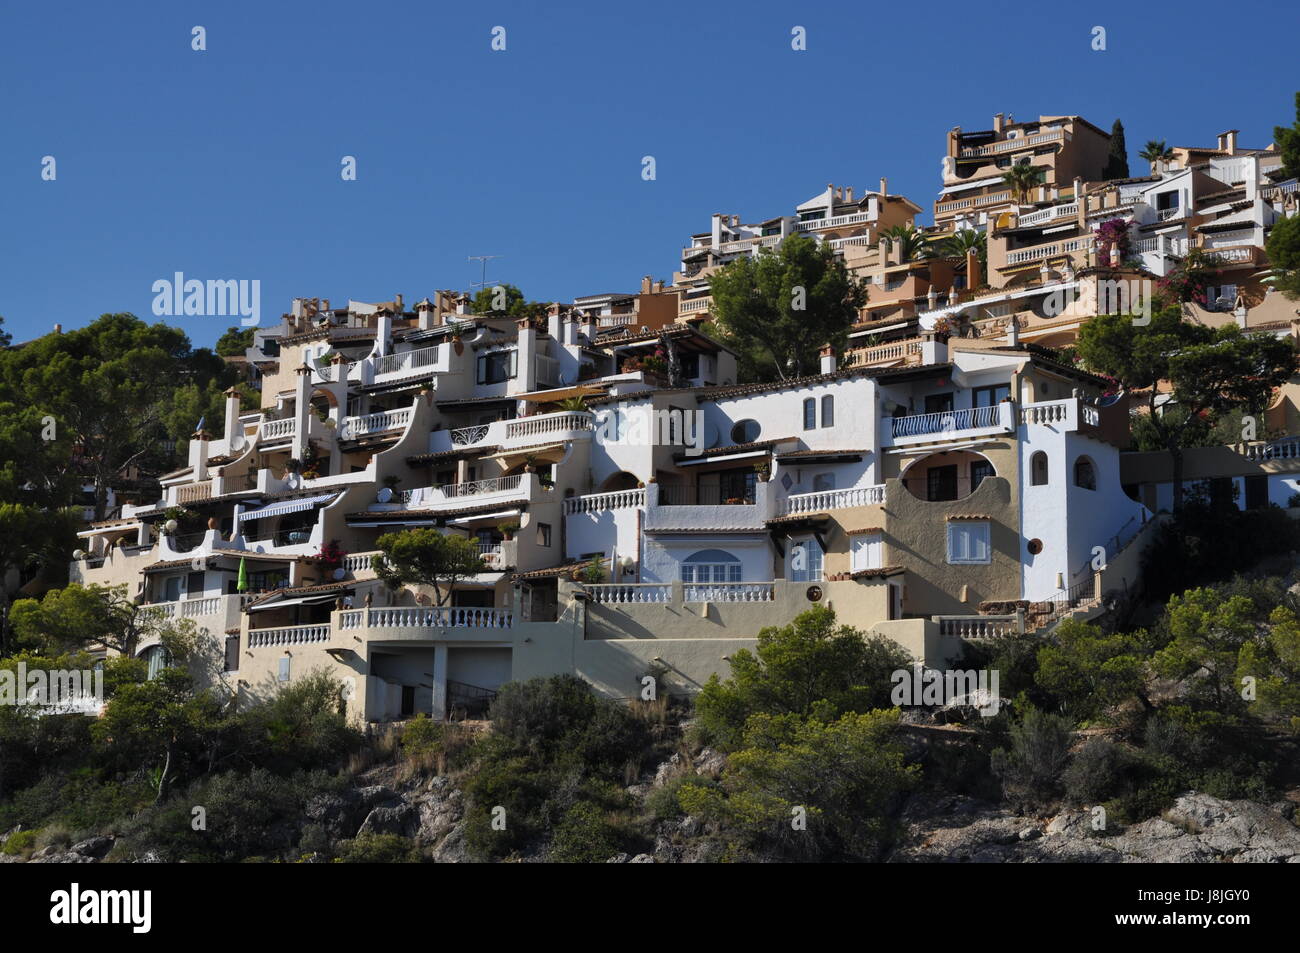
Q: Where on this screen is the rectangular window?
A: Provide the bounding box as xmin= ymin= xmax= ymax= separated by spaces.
xmin=947 ymin=521 xmax=991 ymax=564
xmin=970 ymin=460 xmax=995 ymax=492
xmin=1245 ymin=475 xmax=1267 ymax=510
xmin=972 ymin=384 xmax=1010 ymax=408
xmin=813 ymin=472 xmax=836 ymax=492
xmin=926 ymin=465 xmax=959 ymax=502
xmin=790 ymin=539 xmax=824 ymax=582
xmin=278 ymin=657 xmax=291 ymax=682
xmin=803 ymin=398 xmax=817 ymax=430
xmin=537 ymin=522 xmax=552 ymax=547
xmin=162 ymin=576 xmax=182 ymax=603
xmin=186 ymin=571 xmax=204 ymax=598
xmin=851 ymin=533 xmax=883 ymax=572
xmin=821 ymin=395 xmax=834 ymax=428
xmin=477 ymin=350 xmax=517 ymax=384
xmin=224 ymin=635 xmax=240 ymax=673
xmin=924 ymin=393 xmax=954 ymax=415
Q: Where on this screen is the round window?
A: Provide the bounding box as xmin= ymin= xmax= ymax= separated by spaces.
xmin=731 ymin=419 xmax=761 ymax=444
xmin=806 ymin=585 xmax=823 ymax=603
xmin=1027 ymin=538 xmax=1043 ymax=555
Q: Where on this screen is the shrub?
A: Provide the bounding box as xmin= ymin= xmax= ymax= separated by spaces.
xmin=1063 ymin=738 xmax=1135 ymax=804
xmin=990 ymin=708 xmax=1073 ymax=808
xmin=1 ymin=830 xmax=37 ymax=856
xmin=547 ymin=802 xmax=620 ymax=863
xmin=336 ymin=833 xmax=418 ymax=863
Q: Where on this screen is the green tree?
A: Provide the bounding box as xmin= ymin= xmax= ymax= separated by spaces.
xmin=1035 ymin=618 xmax=1149 ymax=720
xmin=469 ymin=283 xmax=547 ymax=319
xmin=939 ymin=228 xmax=987 ymax=263
xmin=1002 ymin=163 xmax=1045 ymax=203
xmin=0 ymin=505 xmax=78 ymax=656
xmin=0 ymin=316 xmax=10 ymax=349
xmin=694 ymin=606 xmax=913 ymax=750
xmin=679 ymin=709 xmax=918 ymax=860
xmin=9 ymin=583 xmax=161 ymax=658
xmin=708 ymin=234 xmax=868 ymax=381
xmin=880 ymin=224 xmax=934 ymax=263
xmin=1238 ymin=606 xmax=1300 ymax=729
xmin=1103 ymin=119 xmax=1130 ymax=179
xmin=215 ymin=326 xmax=255 ymax=357
xmin=1154 ymin=588 xmax=1256 ymax=716
xmin=1272 ymin=91 xmax=1300 ymax=181
xmin=372 ymin=529 xmax=486 ymax=606
xmin=1077 ymin=307 xmax=1296 ymax=510
xmin=989 ymin=707 xmax=1074 ymax=809
xmin=1264 ymin=213 xmax=1300 ymax=299
xmin=1138 ymin=139 xmax=1174 ymax=175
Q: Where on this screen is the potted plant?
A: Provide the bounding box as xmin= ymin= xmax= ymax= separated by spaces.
xmin=451 ymin=328 xmax=464 ymax=355
xmin=498 ymin=521 xmax=521 ymax=541
xmin=576 ymin=556 xmax=605 ymax=584
xmin=753 ymin=461 xmax=770 ymax=482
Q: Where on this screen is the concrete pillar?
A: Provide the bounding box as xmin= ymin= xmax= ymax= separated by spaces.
xmin=431 ymin=645 xmax=449 ymax=720
xmin=512 ymin=318 xmax=537 ymax=395
xmin=222 ymin=387 xmax=243 ymax=450
xmin=190 ymin=429 xmax=211 ymax=479
xmin=293 ymin=363 xmax=312 ymax=461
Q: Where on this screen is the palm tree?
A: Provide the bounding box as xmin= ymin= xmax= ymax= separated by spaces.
xmin=940 ymin=228 xmax=987 ymax=263
xmin=1139 ymin=139 xmax=1175 ymax=175
xmin=1002 ymin=164 xmax=1045 ymax=204
xmin=880 ymin=224 xmax=933 ymax=263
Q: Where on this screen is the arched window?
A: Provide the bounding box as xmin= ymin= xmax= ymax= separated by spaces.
xmin=682 ymin=549 xmax=742 ymax=583
xmin=1074 ymin=456 xmax=1096 ymax=491
xmin=802 ymin=398 xmax=816 ymax=431
xmin=141 ymin=645 xmax=170 ymax=681
xmin=821 ymin=395 xmax=834 ymax=428
xmin=1031 ymin=451 xmax=1049 ymax=486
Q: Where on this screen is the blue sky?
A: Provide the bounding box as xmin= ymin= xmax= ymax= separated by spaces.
xmin=2 ymin=0 xmax=1297 ymax=348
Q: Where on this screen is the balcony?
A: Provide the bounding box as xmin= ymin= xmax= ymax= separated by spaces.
xmin=584 ymin=583 xmax=671 ymax=604
xmin=248 ymin=623 xmax=332 ymax=648
xmin=958 ymin=128 xmax=1065 ymax=159
xmin=887 ymin=403 xmax=1014 ymax=446
xmin=339 ymin=407 xmax=413 ymax=440
xmin=505 ymin=410 xmax=593 ymax=444
xmin=396 ymin=473 xmax=534 ymax=513
xmin=341 ymin=606 xmax=514 ymax=631
xmin=794 ymin=211 xmax=873 ymax=232
xmin=642 ymin=481 xmax=773 ymax=531
xmin=563 ymin=487 xmax=646 ymax=515
xmin=1003 ymin=235 xmax=1094 ymax=267
xmin=369 ymin=345 xmax=447 ymax=384
xmin=852 ymin=337 xmax=923 ymax=368
xmin=1017 ymin=202 xmax=1078 ymax=227
xmin=778 ymin=484 xmax=886 ymax=516
xmin=260 ymin=417 xmax=296 ymax=442
xmin=683 ymin=582 xmax=774 ymax=603
xmin=679 ymin=296 xmax=712 ymax=316
xmin=935 ymin=190 xmax=1013 ymax=216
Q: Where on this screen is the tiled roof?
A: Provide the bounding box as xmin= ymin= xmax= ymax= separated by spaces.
xmin=845 ymin=526 xmax=884 ymax=535
xmin=947 ymin=513 xmax=991 ymax=521
xmin=775 ymin=448 xmax=868 ymax=460
xmin=245 ymin=581 xmax=354 ymax=608
xmin=672 ymin=438 xmax=791 ymax=461
xmin=513 ymin=562 xmax=587 ymax=580
xmin=845 ymin=566 xmax=904 ymax=579
xmin=407 ymin=446 xmax=502 ymax=465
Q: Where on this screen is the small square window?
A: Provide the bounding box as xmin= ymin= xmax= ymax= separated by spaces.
xmin=947 ymin=521 xmax=991 ymax=564
xmin=537 ymin=522 xmax=552 ymax=547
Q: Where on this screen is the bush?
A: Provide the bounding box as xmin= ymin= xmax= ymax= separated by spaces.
xmin=990 ymin=708 xmax=1073 ymax=808
xmin=336 ymin=833 xmax=418 ymax=863
xmin=1 ymin=830 xmax=37 ymax=856
xmin=547 ymin=802 xmax=620 ymax=863
xmin=1063 ymin=738 xmax=1135 ymax=804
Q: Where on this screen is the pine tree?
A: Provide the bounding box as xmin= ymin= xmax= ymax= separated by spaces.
xmin=1103 ymin=119 xmax=1130 ymax=179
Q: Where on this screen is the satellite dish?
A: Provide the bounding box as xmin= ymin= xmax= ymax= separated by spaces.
xmin=377 ymin=487 xmax=393 ymax=503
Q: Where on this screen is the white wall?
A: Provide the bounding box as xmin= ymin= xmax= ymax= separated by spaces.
xmin=641 ymin=534 xmax=773 ymax=584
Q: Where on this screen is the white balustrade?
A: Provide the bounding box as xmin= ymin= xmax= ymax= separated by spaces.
xmin=683 ymin=582 xmax=774 ymax=603
xmin=779 ymin=484 xmax=885 ymax=516
xmin=505 ymin=411 xmax=593 ymax=441
xmin=891 ymin=404 xmax=1004 ymax=439
xmin=563 ymin=487 xmax=646 ymax=515
xmin=937 ymin=615 xmax=1018 ymax=639
xmin=374 ymin=346 xmax=442 ymax=377
xmin=339 ymin=407 xmax=412 ymax=439
xmin=248 ymin=624 xmax=331 ymax=647
xmin=363 ymin=606 xmax=514 ymax=629
xmin=260 ymin=418 xmax=295 ymax=440
xmin=584 ymin=583 xmax=671 ymax=604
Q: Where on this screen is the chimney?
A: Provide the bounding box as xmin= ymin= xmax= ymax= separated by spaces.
xmin=731 ymin=214 xmax=739 ymax=227
xmin=879 ymin=177 xmax=888 ymax=198
xmin=965 ymin=248 xmax=982 ymax=290
xmin=846 ymin=186 xmax=854 ymax=202
xmin=819 ymin=345 xmax=837 ymax=375
xmin=222 ymin=386 xmax=242 ymax=450
xmin=53 ymin=323 xmax=62 ymax=334
xmin=641 ymin=275 xmax=652 ymax=294
xmin=563 ymin=315 xmax=579 ymax=346
xmin=1225 ymin=130 xmax=1239 ymax=155
xmin=512 ymin=318 xmax=537 ymax=393
xmin=653 ymin=279 xmax=663 ymax=293
xmin=547 ymin=303 xmax=563 ymax=340
xmin=394 ymin=294 xmax=404 ymax=313
xmin=993 ymin=113 xmax=1005 ymax=134
xmin=416 ymin=297 xmax=435 ymax=330
xmin=189 ymin=425 xmax=212 ymax=477
xmin=1216 ymin=132 xmax=1227 ymax=151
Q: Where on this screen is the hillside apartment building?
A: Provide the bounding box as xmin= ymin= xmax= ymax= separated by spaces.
xmin=66 ymin=111 xmax=1300 ymax=723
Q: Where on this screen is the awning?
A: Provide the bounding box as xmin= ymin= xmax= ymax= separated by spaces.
xmin=247 ymin=592 xmax=345 ymax=612
xmin=447 ymin=508 xmax=521 ymax=524
xmin=482 ymin=442 xmax=567 ymax=462
xmin=515 ymin=385 xmax=607 ymax=403
xmin=236 ymin=493 xmax=338 ymax=522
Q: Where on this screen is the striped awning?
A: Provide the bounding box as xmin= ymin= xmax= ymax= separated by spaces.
xmin=236 ymin=493 xmax=338 ymax=523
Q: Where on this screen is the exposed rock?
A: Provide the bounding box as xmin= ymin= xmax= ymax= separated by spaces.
xmin=606 ymin=852 xmax=631 ymax=863
xmin=358 ymin=802 xmax=420 ymax=838
xmin=889 ymin=791 xmax=1300 ymax=863
xmin=629 ymin=853 xmax=655 ymax=863
xmin=653 ymin=754 xmax=683 ymax=787
xmin=692 ymin=748 xmax=726 ymax=778
xmin=70 ymin=836 xmax=114 ymax=859
xmin=428 ymin=821 xmax=469 ymax=863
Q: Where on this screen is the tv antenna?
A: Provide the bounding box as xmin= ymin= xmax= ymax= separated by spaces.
xmin=467 ymin=255 xmax=504 ymax=293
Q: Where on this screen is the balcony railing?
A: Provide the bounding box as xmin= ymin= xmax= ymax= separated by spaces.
xmin=779 ymin=484 xmax=885 ymax=516
xmin=597 ymin=313 xmax=637 ymax=327
xmin=399 ymin=474 xmax=527 ymax=509
xmin=853 ymin=337 xmax=922 ymax=366
xmin=505 ymin=411 xmax=593 ymax=441
xmin=176 ymin=481 xmax=214 ymax=504
xmin=936 ymin=615 xmax=1019 ymax=639
xmin=1004 ymin=235 xmax=1093 ymax=266
xmin=343 ymin=551 xmax=381 ymax=575
xmin=683 ymin=582 xmax=773 ymax=603
xmin=1244 ymin=439 xmax=1300 ymax=462
xmin=450 ymin=424 xmax=491 ymax=446
xmin=891 ymin=404 xmax=1006 ymax=440
xmin=340 ymin=407 xmax=412 ymax=440
xmin=657 ymin=485 xmax=755 ymax=506
xmin=1017 ymin=202 xmax=1078 ymax=227
xmin=248 ymin=624 xmax=331 ymax=648
xmin=260 ymin=418 xmax=295 ymax=441
xmin=563 ymin=487 xmax=646 ymax=515
xmin=795 ymin=211 xmax=873 ymax=232
xmin=361 ymin=606 xmax=514 ymax=629
xmin=679 ymin=297 xmax=712 ymax=315
xmin=373 ymin=345 xmax=442 ymax=378
xmin=958 ymin=128 xmax=1064 ymax=158
xmin=584 ymin=583 xmax=670 ymax=604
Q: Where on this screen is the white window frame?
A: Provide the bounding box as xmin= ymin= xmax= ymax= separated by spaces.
xmin=789 ymin=537 xmax=824 ymax=582
xmin=946 ymin=521 xmax=991 ymax=565
xmin=851 ymin=533 xmax=883 ymax=572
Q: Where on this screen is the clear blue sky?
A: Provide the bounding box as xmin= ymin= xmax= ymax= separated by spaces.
xmin=2 ymin=0 xmax=1297 ymax=348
